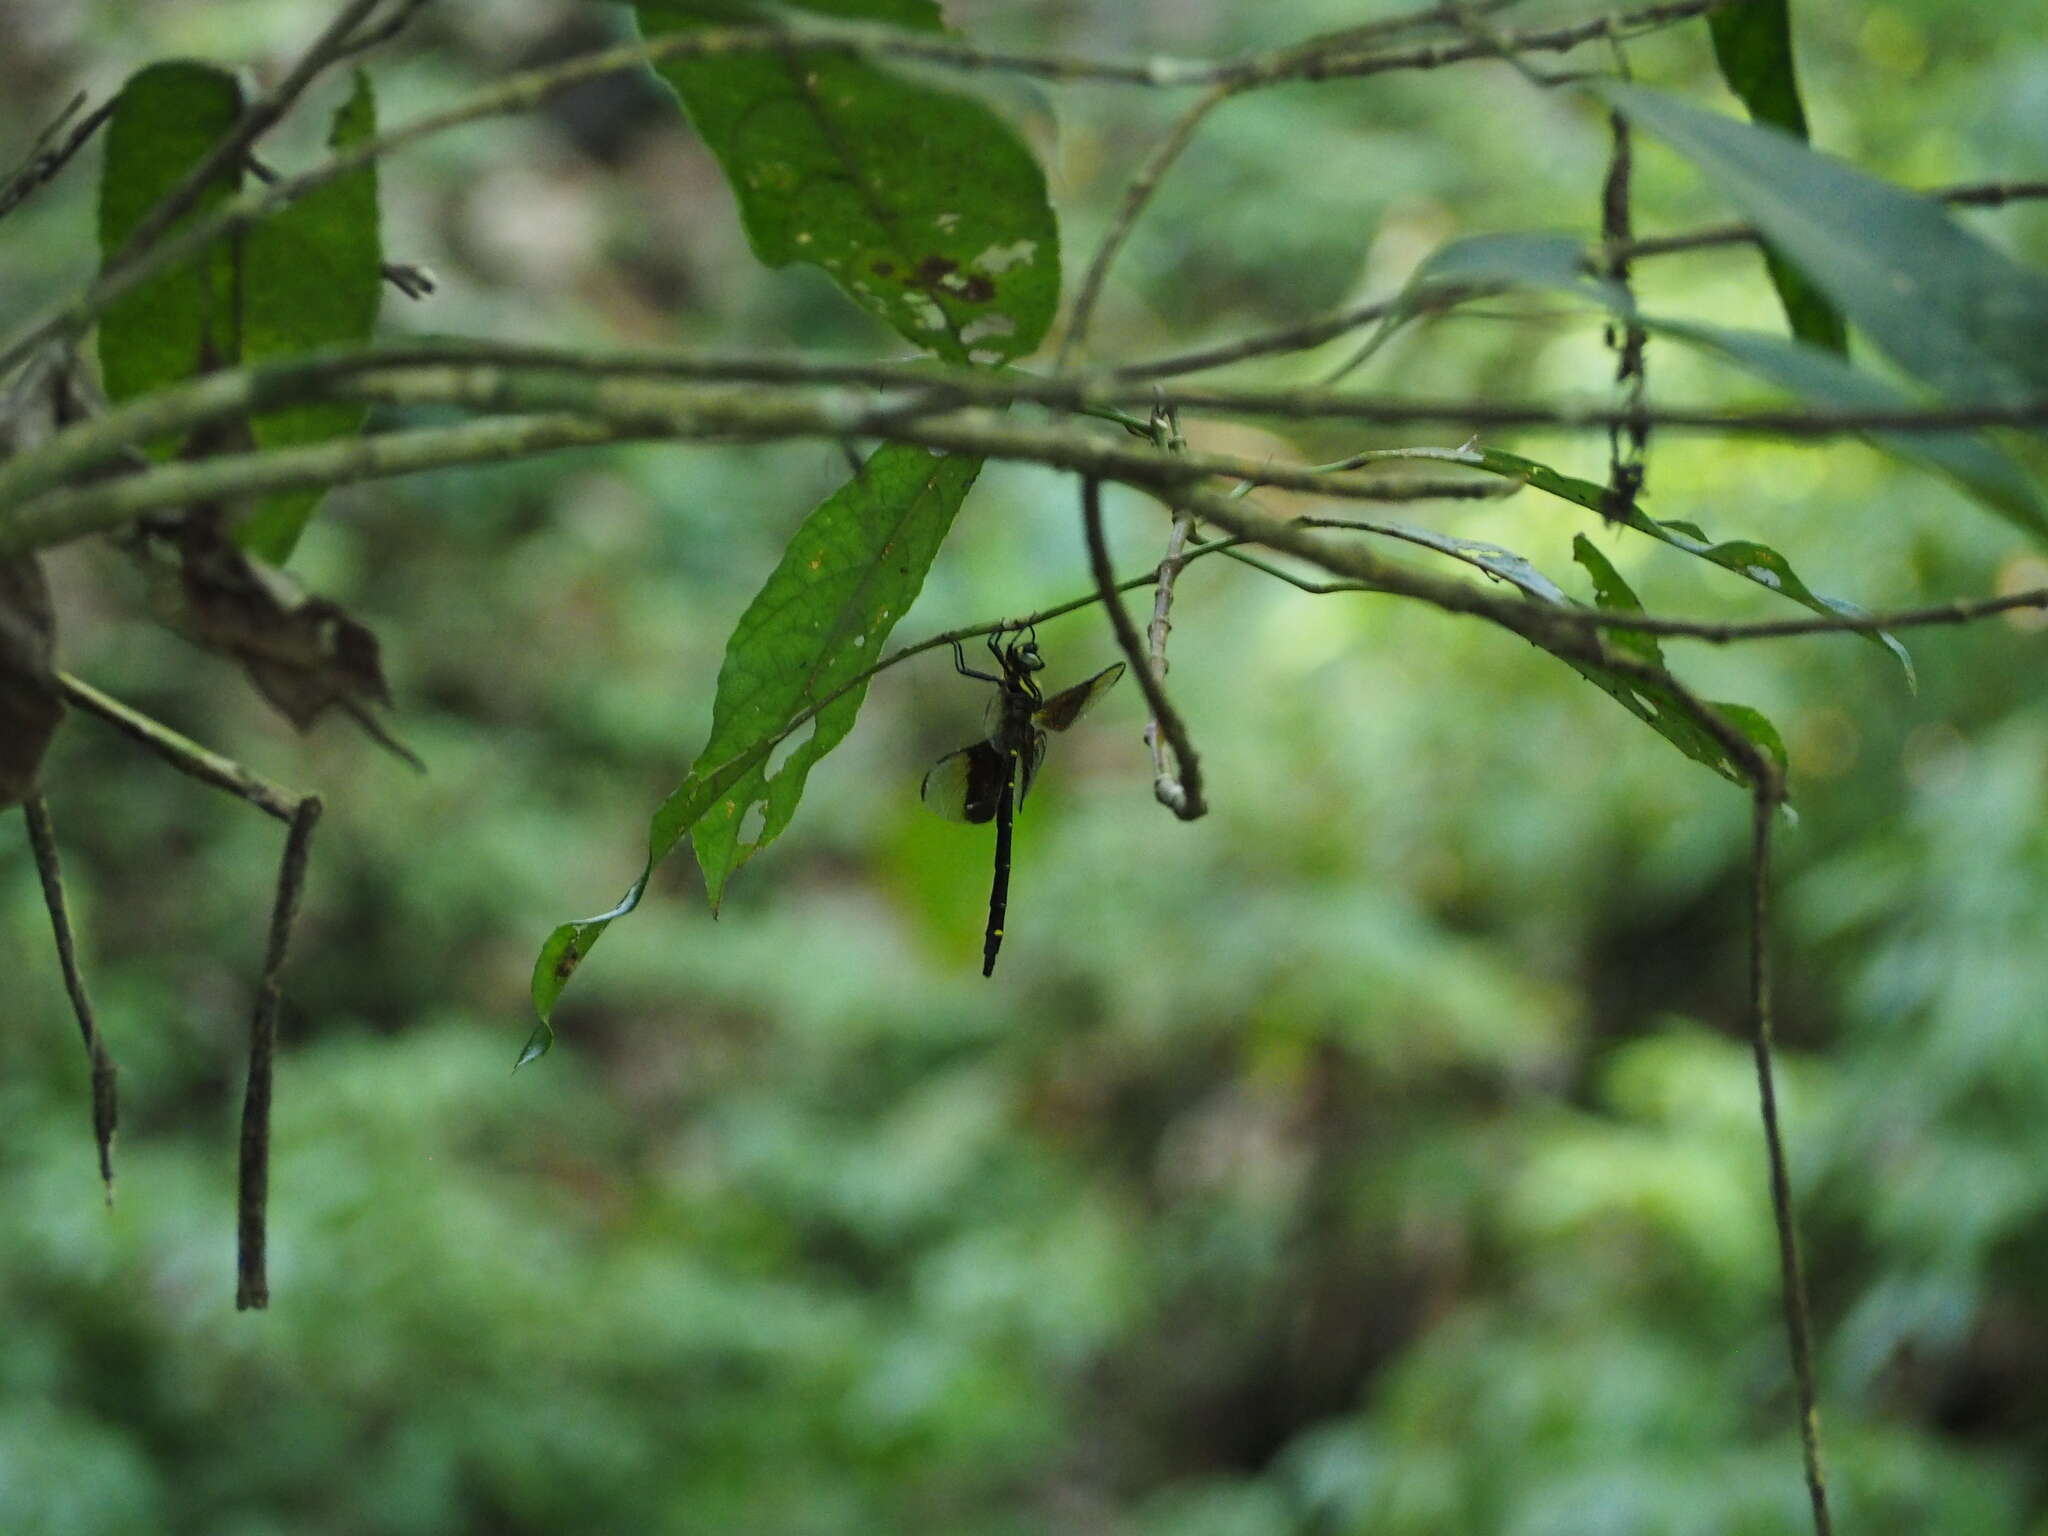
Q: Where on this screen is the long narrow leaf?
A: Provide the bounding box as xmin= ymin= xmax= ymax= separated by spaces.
xmin=1706 ymin=0 xmax=1846 ymax=352
xmin=1593 ymin=81 xmax=2048 ymax=407
xmin=1570 ymin=536 xmax=1787 ymax=787
xmin=1390 ymin=232 xmax=2047 ymax=539
xmin=1348 ymin=509 xmax=1789 ymax=788
xmin=1463 ymin=444 xmax=1912 ymax=683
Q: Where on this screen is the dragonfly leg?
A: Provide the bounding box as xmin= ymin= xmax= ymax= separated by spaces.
xmin=950 ymin=639 xmax=1002 ymax=685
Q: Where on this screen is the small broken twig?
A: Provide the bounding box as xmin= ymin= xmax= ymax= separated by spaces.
xmin=237 ymin=795 xmax=323 ymax=1311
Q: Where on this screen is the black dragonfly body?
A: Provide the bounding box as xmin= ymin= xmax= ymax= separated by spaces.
xmin=921 ymin=628 xmax=1123 ymax=975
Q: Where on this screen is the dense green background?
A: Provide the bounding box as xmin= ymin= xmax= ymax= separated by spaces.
xmin=5 ymin=1 xmax=2048 ymax=1531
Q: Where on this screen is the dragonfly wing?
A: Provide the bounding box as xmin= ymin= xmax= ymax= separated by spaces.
xmin=922 ymin=741 xmax=1008 ymax=824
xmin=1034 ymin=663 xmax=1125 ymax=732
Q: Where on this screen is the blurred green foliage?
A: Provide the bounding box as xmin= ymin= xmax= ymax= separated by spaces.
xmin=5 ymin=1 xmax=2048 ymax=1532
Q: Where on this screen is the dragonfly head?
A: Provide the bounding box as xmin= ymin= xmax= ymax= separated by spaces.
xmin=994 ymin=627 xmax=1045 ymax=678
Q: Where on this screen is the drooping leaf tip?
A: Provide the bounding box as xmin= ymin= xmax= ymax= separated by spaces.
xmin=513 ymin=1021 xmax=554 ymax=1072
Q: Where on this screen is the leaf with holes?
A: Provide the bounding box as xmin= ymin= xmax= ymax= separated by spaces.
xmin=1706 ymin=0 xmax=1845 ymax=353
xmin=524 ymin=444 xmax=980 ymax=1059
xmin=691 ymin=443 xmax=979 ymax=903
xmin=1593 ymin=80 xmax=2048 ymax=407
xmin=1569 ymin=535 xmax=1785 ymax=787
xmin=97 ymin=62 xmax=244 ymax=415
xmin=237 ymin=71 xmax=382 ymax=563
xmin=635 ymin=0 xmax=1059 ymax=363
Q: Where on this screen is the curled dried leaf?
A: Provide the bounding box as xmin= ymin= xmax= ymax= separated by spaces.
xmin=0 ymin=554 xmax=62 ymax=809
xmin=130 ymin=511 xmax=420 ymax=769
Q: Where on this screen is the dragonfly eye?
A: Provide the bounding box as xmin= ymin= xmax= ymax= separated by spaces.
xmin=1016 ymin=642 xmax=1045 ymax=673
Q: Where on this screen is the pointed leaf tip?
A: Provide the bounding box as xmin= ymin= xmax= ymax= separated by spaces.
xmin=514 ymin=1022 xmax=554 ymax=1071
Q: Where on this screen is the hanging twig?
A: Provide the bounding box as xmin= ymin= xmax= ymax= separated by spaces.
xmin=1080 ymin=475 xmax=1205 ymax=820
xmin=1746 ymin=781 xmax=1834 ymax=1536
xmin=22 ymin=795 xmax=119 ymax=1200
xmin=1139 ymin=403 xmax=1203 ymax=814
xmin=57 ymin=672 xmax=300 ymax=822
xmin=47 ymin=670 xmax=320 ymax=1308
xmin=237 ymin=795 xmax=323 ymax=1311
xmin=1059 ymin=83 xmax=1236 ymax=370
xmin=1598 ymin=48 xmax=1648 ymax=520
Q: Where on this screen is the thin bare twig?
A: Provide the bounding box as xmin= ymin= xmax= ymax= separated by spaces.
xmin=335 ymin=0 xmax=434 ymax=58
xmin=52 ymin=672 xmax=315 ymax=1309
xmin=1081 ymin=476 xmax=1205 ymax=819
xmin=1615 ymin=178 xmax=2048 ymax=262
xmin=237 ymin=795 xmax=323 ymax=1312
xmin=0 ymin=93 xmax=116 ymax=224
xmin=1061 ymin=0 xmax=1523 ymax=368
xmin=23 ymin=795 xmax=119 ymax=1199
xmin=1746 ymin=784 xmax=1834 ymax=1536
xmin=57 ymin=672 xmax=300 ymax=822
xmin=379 ymin=262 xmax=437 ymax=299
xmin=1059 ymin=82 xmax=1236 ymax=371
xmin=1116 ymin=179 xmax=2048 ymax=383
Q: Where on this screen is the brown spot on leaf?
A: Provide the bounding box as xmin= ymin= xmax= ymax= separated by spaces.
xmin=960 ymin=275 xmax=995 ymax=303
xmin=872 ymin=260 xmax=895 ymax=278
xmin=914 ymin=255 xmax=958 ymax=286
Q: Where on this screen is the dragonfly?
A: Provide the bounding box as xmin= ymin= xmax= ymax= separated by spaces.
xmin=921 ymin=627 xmax=1124 ymax=976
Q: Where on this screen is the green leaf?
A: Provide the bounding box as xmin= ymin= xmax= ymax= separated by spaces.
xmin=1391 ymin=233 xmax=2047 ymax=540
xmin=1592 ymin=80 xmax=2048 ymax=407
xmin=236 ymin=71 xmax=383 ymax=562
xmin=96 ymin=62 xmax=245 ymax=412
xmin=1335 ymin=518 xmax=1575 ymax=605
xmin=1394 ymin=231 xmax=1631 ymax=314
xmin=1569 ymin=535 xmax=1786 ymax=787
xmin=635 ymin=0 xmax=1059 ymax=362
xmin=525 ymin=445 xmax=980 ymax=1052
xmin=1705 ymin=0 xmax=1846 ymax=353
xmin=1646 ymin=317 xmax=2047 ymax=542
xmin=96 ymin=65 xmax=384 ymax=562
xmin=1450 ymin=445 xmax=1914 ymax=683
xmin=690 ymin=444 xmax=980 ymax=905
xmin=1340 ymin=501 xmax=1787 ymax=788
